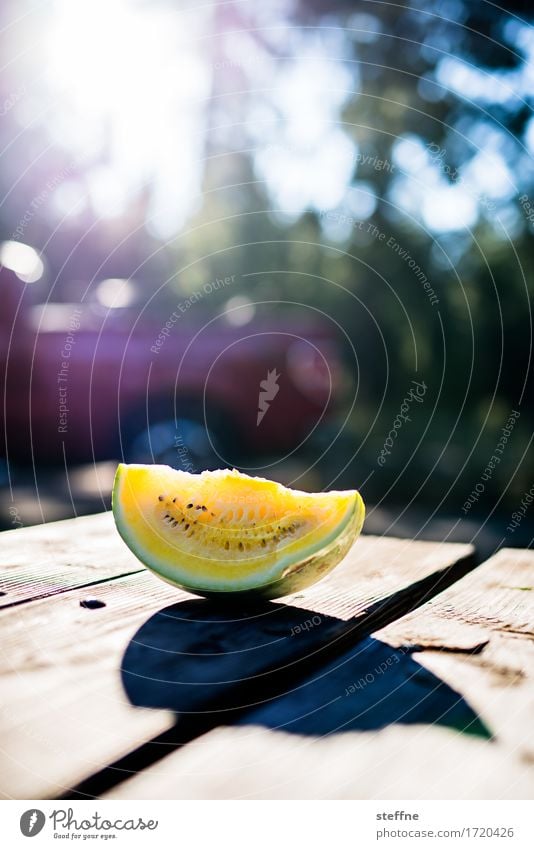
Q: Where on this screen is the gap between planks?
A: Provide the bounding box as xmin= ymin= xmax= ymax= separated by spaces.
xmin=0 ymin=512 xmax=145 ymax=608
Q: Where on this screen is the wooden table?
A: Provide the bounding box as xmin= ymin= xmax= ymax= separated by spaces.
xmin=1 ymin=512 xmax=533 ymax=800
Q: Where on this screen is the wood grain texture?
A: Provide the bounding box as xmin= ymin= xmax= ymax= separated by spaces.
xmin=104 ymin=723 xmax=534 ymax=800
xmin=119 ymin=535 xmax=475 ymax=716
xmin=0 ymin=525 xmax=474 ymax=799
xmin=0 ymin=571 xmax=185 ymax=799
xmin=376 ymin=547 xmax=534 ymax=762
xmin=104 ymin=549 xmax=534 ymax=800
xmin=0 ymin=512 xmax=144 ymax=607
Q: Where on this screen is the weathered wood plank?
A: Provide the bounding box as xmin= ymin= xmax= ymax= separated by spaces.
xmin=0 ymin=531 xmax=474 ymax=798
xmin=376 ymin=547 xmax=534 ymax=762
xmin=0 ymin=512 xmax=144 ymax=607
xmin=104 ymin=548 xmax=534 ymax=800
xmin=104 ymin=723 xmax=534 ymax=800
xmin=119 ymin=536 xmax=475 ymax=716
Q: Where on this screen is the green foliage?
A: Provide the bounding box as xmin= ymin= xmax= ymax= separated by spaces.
xmin=170 ymin=1 xmax=534 ymax=514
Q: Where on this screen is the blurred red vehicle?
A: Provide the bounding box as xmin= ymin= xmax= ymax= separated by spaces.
xmin=1 ymin=257 xmax=346 ymax=469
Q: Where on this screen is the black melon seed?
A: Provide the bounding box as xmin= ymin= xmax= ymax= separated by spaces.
xmin=187 ymin=503 xmax=193 ymax=509
xmin=224 ymin=541 xmax=230 ymax=550
xmin=238 ymin=541 xmax=244 ymax=551
xmin=185 ymin=523 xmax=190 ymax=531
xmin=158 ymin=495 xmax=164 ymax=501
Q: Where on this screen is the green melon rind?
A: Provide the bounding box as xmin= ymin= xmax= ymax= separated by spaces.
xmin=112 ymin=464 xmax=364 ymax=601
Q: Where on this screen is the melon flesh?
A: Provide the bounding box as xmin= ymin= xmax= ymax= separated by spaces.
xmin=112 ymin=464 xmax=365 ymax=601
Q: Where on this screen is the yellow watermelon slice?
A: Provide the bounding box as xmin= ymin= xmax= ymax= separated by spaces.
xmin=112 ymin=464 xmax=365 ymax=601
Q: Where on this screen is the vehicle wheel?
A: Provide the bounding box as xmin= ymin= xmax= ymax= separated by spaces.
xmin=122 ymin=399 xmax=239 ymax=471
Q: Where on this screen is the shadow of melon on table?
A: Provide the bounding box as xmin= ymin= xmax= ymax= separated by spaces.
xmin=121 ymin=599 xmax=490 ymax=740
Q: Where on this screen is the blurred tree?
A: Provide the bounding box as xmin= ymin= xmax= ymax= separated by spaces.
xmin=0 ymin=0 xmax=532 ymax=521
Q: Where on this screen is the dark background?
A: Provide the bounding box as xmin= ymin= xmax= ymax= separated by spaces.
xmin=0 ymin=0 xmax=533 ymax=557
